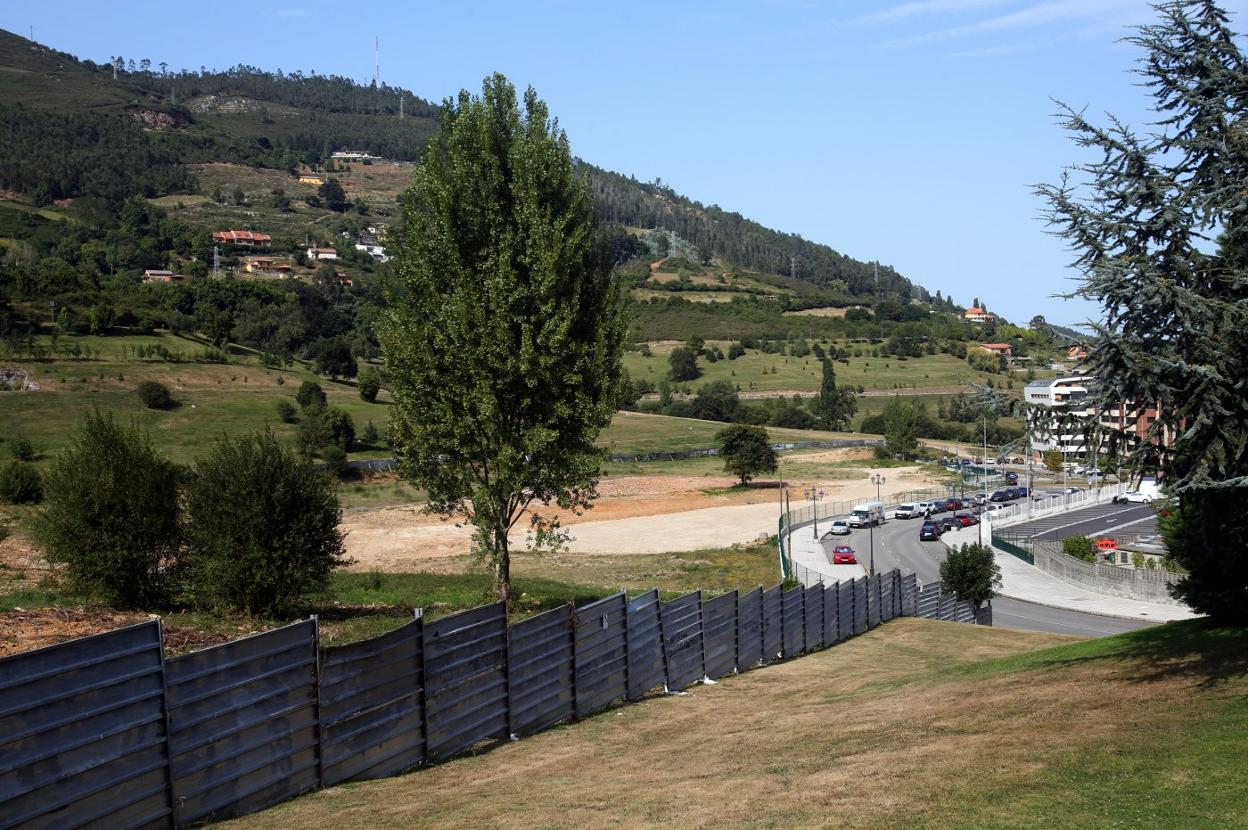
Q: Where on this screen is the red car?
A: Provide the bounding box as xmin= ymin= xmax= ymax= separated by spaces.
xmin=831 ymin=545 xmax=858 ymax=565
xmin=956 ymin=513 xmax=979 ymax=527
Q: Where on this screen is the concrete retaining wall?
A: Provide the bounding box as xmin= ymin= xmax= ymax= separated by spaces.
xmin=1030 ymin=541 xmax=1182 ymax=605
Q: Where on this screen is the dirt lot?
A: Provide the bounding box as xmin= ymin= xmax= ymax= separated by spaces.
xmin=340 ymin=463 xmax=940 ymax=570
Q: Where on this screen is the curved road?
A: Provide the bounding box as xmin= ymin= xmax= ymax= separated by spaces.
xmin=828 ymin=515 xmax=1154 ymax=637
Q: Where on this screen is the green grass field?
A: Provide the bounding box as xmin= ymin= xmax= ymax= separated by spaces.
xmin=220 ymin=618 xmax=1248 ymax=829
xmin=624 ymin=344 xmax=1011 ymax=393
xmin=597 ymin=411 xmax=860 ymax=455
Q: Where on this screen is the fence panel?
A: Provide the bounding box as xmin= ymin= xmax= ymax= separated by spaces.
xmin=917 ymin=583 xmax=940 ymax=619
xmin=165 ymin=619 xmax=319 ymax=825
xmin=939 ymin=593 xmax=958 ymax=622
xmin=880 ymin=571 xmax=896 ymax=621
xmin=838 ymin=580 xmax=854 ymax=638
xmin=803 ymin=584 xmax=823 ymax=652
xmin=976 ymin=604 xmax=994 ymax=626
xmin=701 ymin=591 xmax=738 ymax=681
xmin=868 ymin=574 xmax=882 ymax=629
xmin=901 ymin=572 xmax=918 ymax=616
xmin=320 ymin=618 xmax=424 ymax=787
xmin=424 ymin=603 xmax=509 ymax=761
xmin=823 ymin=581 xmax=839 ymax=644
xmin=853 ymin=578 xmax=868 ymax=634
xmin=661 ymin=592 xmax=704 ymax=691
xmin=762 ymin=586 xmax=783 ymax=665
xmin=736 ymin=587 xmax=763 ymax=672
xmin=626 ymin=590 xmax=664 ymax=700
xmin=0 ymin=621 xmax=172 ymax=830
xmin=574 ymin=593 xmax=629 ymax=717
xmin=781 ymin=586 xmax=805 ymax=659
xmin=955 ymin=600 xmax=976 ymax=624
xmin=507 ymin=606 xmax=574 ymax=737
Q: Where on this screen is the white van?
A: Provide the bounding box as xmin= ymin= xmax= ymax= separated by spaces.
xmin=894 ymin=503 xmax=924 ymax=519
xmin=848 ymin=501 xmax=885 ymax=528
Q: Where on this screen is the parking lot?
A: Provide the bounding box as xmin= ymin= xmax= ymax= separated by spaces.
xmin=1004 ymin=502 xmax=1159 ymax=541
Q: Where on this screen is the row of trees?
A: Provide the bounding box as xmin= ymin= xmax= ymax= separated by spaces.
xmin=30 ymin=411 xmax=347 ymax=614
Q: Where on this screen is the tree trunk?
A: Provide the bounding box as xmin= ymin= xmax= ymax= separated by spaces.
xmin=492 ymin=528 xmax=512 ymax=605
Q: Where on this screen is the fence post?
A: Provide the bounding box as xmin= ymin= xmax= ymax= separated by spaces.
xmin=155 ymin=617 xmax=182 ymax=829
xmin=311 ymin=613 xmax=326 ymax=790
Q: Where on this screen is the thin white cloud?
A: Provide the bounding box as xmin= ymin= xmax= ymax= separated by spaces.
xmin=890 ymin=0 xmax=1137 ymax=46
xmin=854 ymin=0 xmax=1022 ymax=25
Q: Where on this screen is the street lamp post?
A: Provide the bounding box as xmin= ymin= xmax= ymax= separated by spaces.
xmin=869 ymin=473 xmax=885 ymax=576
xmin=803 ymin=487 xmax=825 ymax=539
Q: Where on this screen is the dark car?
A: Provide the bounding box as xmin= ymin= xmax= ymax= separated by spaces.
xmin=919 ymin=522 xmax=942 ymax=541
xmin=1013 ymin=486 xmax=1028 ymax=498
xmin=939 ymin=516 xmax=960 ymax=532
xmin=1004 ymin=471 xmax=1019 ymax=484
xmin=990 ymin=490 xmax=1010 ymax=502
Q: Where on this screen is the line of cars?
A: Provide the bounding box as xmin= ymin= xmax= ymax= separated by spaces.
xmin=891 ymin=498 xmax=982 ymax=542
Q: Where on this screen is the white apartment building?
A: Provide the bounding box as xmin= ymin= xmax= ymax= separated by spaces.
xmin=1025 ymin=374 xmax=1096 ymax=459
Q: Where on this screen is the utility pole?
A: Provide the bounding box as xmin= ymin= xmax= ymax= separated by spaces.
xmin=803 ymin=487 xmax=825 ymax=539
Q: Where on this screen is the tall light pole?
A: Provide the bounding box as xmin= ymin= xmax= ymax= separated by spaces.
xmin=803 ymin=487 xmax=825 ymax=539
xmin=869 ymin=473 xmax=885 ymax=576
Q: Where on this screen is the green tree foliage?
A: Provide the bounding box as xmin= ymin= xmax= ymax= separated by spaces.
xmin=1042 ymin=450 xmax=1065 ymax=474
xmin=691 ymin=380 xmax=740 ymax=422
xmin=716 ymin=424 xmax=777 ymax=486
xmin=880 ymin=398 xmax=922 ymax=458
xmin=361 ymin=420 xmax=380 ymax=447
xmin=357 ymin=368 xmax=381 ymax=402
xmin=314 ymin=336 xmax=357 ymax=379
xmin=136 ymin=380 xmax=173 ymax=410
xmin=275 ymin=398 xmax=298 ymax=423
xmin=940 ymin=543 xmax=1002 ymax=607
xmin=9 ymin=435 xmax=35 ymax=462
xmin=1062 ymin=536 xmax=1097 ymax=562
xmin=184 ymin=431 xmax=348 ymax=614
xmin=296 ymin=380 xmax=327 ymax=411
xmin=1037 ymin=1 xmax=1248 ymax=622
xmin=0 ymin=460 xmax=42 ymax=504
xmin=317 ymin=178 xmax=348 ymax=212
xmin=380 ymin=75 xmax=625 ymax=603
xmin=816 ymin=359 xmax=856 ymax=430
xmin=667 ymin=346 xmax=700 ymax=381
xmin=727 ymin=342 xmax=746 ymax=360
xmin=33 ymin=411 xmax=181 ymax=607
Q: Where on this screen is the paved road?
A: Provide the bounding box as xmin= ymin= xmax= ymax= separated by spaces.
xmin=821 ymin=510 xmax=1156 ymax=637
xmin=1004 ymin=502 xmax=1158 ymax=541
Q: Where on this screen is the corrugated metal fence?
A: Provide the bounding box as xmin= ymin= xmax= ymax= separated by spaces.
xmin=0 ymin=569 xmax=986 ymax=829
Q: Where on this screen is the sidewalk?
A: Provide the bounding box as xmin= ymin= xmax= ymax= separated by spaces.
xmin=943 ymin=526 xmax=1199 ymax=622
xmin=786 ymin=522 xmax=867 ymax=586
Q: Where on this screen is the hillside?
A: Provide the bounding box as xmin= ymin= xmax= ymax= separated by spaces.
xmin=0 ymin=28 xmax=923 ymax=305
xmin=219 ymin=618 xmax=1248 ymax=829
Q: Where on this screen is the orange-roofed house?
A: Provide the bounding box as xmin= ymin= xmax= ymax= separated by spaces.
xmin=980 ymin=343 xmax=1013 ymax=357
xmin=963 ymin=307 xmax=995 ymax=323
xmin=212 ymin=230 xmax=272 ymax=248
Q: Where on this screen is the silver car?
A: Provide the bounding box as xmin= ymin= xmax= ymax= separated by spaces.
xmin=824 ymin=520 xmax=851 ymax=536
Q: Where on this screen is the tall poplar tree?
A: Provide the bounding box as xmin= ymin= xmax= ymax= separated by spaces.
xmin=817 ymin=359 xmax=856 ymax=430
xmin=379 ymin=74 xmax=625 ymax=603
xmin=1037 ymin=0 xmax=1248 ymax=621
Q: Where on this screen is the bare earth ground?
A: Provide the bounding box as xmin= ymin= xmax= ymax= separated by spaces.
xmin=222 ymin=620 xmax=1094 ymax=830
xmin=340 ymin=459 xmax=939 ymax=571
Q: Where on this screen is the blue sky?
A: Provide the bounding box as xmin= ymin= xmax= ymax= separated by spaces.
xmin=8 ymin=0 xmax=1247 ymax=326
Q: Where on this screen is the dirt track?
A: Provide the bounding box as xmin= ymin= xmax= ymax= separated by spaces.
xmin=340 ymin=465 xmax=939 ymax=569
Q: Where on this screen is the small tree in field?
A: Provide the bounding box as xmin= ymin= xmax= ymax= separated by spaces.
xmin=296 ymin=380 xmax=326 ymax=411
xmin=1042 ymin=450 xmax=1064 ymax=474
xmin=34 ymin=411 xmax=181 ymax=607
xmin=137 ymin=380 xmax=173 ymax=410
xmin=380 ymin=74 xmax=625 ymax=603
xmin=184 ymin=431 xmax=348 ymax=614
xmin=717 ymin=424 xmax=777 ymax=486
xmin=668 ymin=346 xmax=700 ymax=381
xmin=940 ymin=543 xmax=1002 ymax=607
xmin=357 ymin=368 xmax=380 ymax=403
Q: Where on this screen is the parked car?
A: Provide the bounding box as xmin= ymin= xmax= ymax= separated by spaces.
xmin=1086 ymin=470 xmax=1105 ymax=480
xmin=1004 ymin=471 xmax=1019 ymax=485
xmin=940 ymin=497 xmax=962 ymax=512
xmin=1013 ymin=486 xmax=1029 ymax=498
xmin=831 ymin=545 xmax=858 ymax=565
xmin=1113 ymin=491 xmax=1153 ymax=504
xmin=894 ymin=502 xmax=925 ymax=519
xmin=824 ymin=520 xmax=851 ymax=536
xmin=970 ymin=492 xmax=988 ymax=505
xmin=990 ymin=490 xmax=1011 ymax=502
xmin=915 ymin=501 xmax=937 ymax=516
xmin=919 ymin=522 xmax=942 ymax=541
xmin=955 ymin=513 xmax=979 ymax=527
xmin=984 ymin=502 xmax=1005 ymax=512
xmin=939 ymin=516 xmax=961 ymax=532
xmin=1011 ymin=457 xmax=1024 ymax=464
xmin=1065 ymin=487 xmax=1084 ymax=495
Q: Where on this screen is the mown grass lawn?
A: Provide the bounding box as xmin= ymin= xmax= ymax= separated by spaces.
xmin=221 ymin=618 xmax=1248 ymax=830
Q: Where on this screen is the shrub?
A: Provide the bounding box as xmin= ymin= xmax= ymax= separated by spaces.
xmin=183 ymin=431 xmax=349 ymax=614
xmin=297 ymin=406 xmax=355 ymax=455
xmin=0 ymin=461 xmax=42 ymax=504
xmin=296 ymin=380 xmax=327 ymax=411
xmin=137 ymin=380 xmax=173 ymax=410
xmin=1062 ymin=536 xmax=1097 ymax=562
xmin=10 ymin=435 xmax=35 ymax=461
xmin=361 ymin=420 xmax=380 ymax=447
xmin=319 ymin=445 xmax=348 ymax=477
xmin=357 ymin=369 xmax=380 ymax=403
xmin=276 ymin=399 xmax=298 ymax=423
xmin=33 ymin=411 xmax=182 ymax=607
